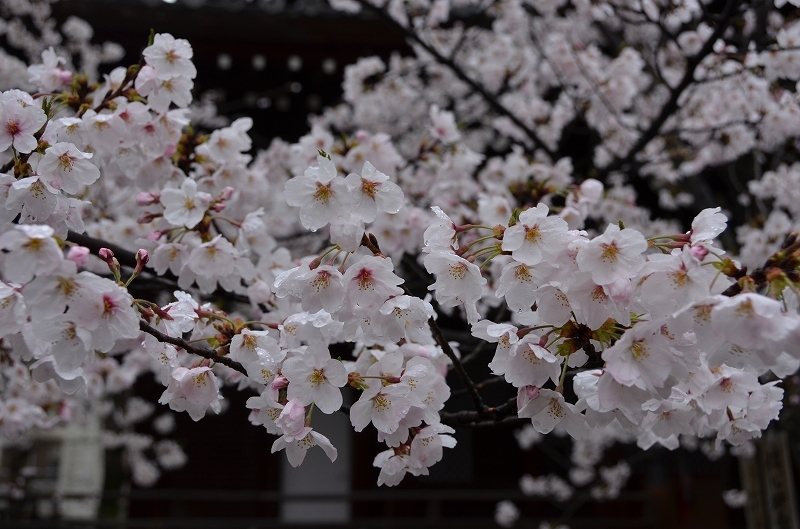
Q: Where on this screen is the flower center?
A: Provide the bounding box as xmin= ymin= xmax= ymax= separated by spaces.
xmin=600 ymin=242 xmax=619 ymax=262
xmin=361 ymin=179 xmax=379 ymax=198
xmin=242 ymin=334 xmax=257 ymax=351
xmin=630 ymin=340 xmax=649 ymax=361
xmin=525 ymin=225 xmax=542 ymax=244
xmin=735 ymin=299 xmax=754 ymax=317
xmin=547 ymin=399 xmax=565 ymax=418
xmin=6 ymin=120 xmax=20 ymax=136
xmin=102 ymin=295 xmax=117 ymax=318
xmin=312 ymin=270 xmax=331 ymax=291
xmin=193 ymin=372 xmax=208 ymax=387
xmin=57 ymin=277 xmax=77 ymax=298
xmin=448 ymin=263 xmax=467 ymax=279
xmin=669 ymin=270 xmax=688 ymax=287
xmin=514 ymin=264 xmax=532 ymax=282
xmin=354 ymin=268 xmax=373 ymax=290
xmin=58 ymin=153 xmax=75 ymax=172
xmin=310 ymin=369 xmax=325 ymax=387
xmin=313 ymin=182 xmax=332 ymax=204
xmin=374 ymin=393 xmax=390 ymax=411
xmin=22 ymin=238 xmax=43 ymax=252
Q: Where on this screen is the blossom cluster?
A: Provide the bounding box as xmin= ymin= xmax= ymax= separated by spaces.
xmin=0 ymin=0 xmax=799 ymax=499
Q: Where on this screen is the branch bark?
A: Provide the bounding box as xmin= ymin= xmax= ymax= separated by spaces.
xmin=440 ymin=397 xmax=520 ymax=427
xmin=361 ymin=233 xmax=496 ymax=420
xmin=139 ymin=320 xmax=247 ymax=375
xmin=67 ymin=230 xmax=252 ymax=304
xmin=597 ymin=0 xmax=743 ymax=179
xmin=348 ymin=0 xmax=556 ymax=159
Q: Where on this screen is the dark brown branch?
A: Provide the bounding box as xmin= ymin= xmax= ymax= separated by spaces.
xmin=427 ymin=315 xmax=489 ymax=417
xmin=348 ymin=0 xmax=556 ymax=159
xmin=597 ymin=0 xmax=743 ymax=179
xmin=139 ymin=320 xmax=247 ymax=375
xmin=452 ymin=375 xmax=505 ymax=396
xmin=721 ymin=234 xmax=800 ymax=297
xmin=68 ymin=229 xmax=154 ymax=274
xmin=440 ymin=397 xmax=519 ymax=427
xmin=67 ymin=230 xmax=252 ymax=304
xmin=361 ymin=232 xmax=493 ymax=420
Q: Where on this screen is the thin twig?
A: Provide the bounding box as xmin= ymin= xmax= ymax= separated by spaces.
xmin=348 ymin=0 xmax=556 ymax=159
xmin=597 ymin=0 xmax=743 ymax=179
xmin=427 ymin=315 xmax=487 ymax=415
xmin=452 ymin=374 xmax=504 ymax=396
xmin=67 ymin=230 xmax=252 ymax=304
xmin=362 ymin=232 xmax=491 ymax=419
xmin=139 ymin=320 xmax=247 ymax=375
xmin=440 ymin=397 xmax=519 ymax=427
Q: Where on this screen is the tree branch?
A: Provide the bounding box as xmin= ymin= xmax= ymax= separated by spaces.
xmin=597 ymin=0 xmax=743 ymax=179
xmin=139 ymin=320 xmax=247 ymax=375
xmin=67 ymin=230 xmax=253 ymax=304
xmin=721 ymin=233 xmax=800 ymax=297
xmin=440 ymin=397 xmax=520 ymax=427
xmin=347 ymin=0 xmax=556 ymax=159
xmin=427 ymin=314 xmax=489 ymax=417
xmin=452 ymin=375 xmax=505 ymax=396
xmin=361 ymin=232 xmax=492 ymax=419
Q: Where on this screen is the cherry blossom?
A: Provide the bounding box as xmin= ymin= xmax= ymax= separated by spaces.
xmin=282 ymin=344 xmax=348 ymax=414
xmin=1 ymin=0 xmax=800 ymax=498
xmin=576 ymin=224 xmax=648 ymax=286
xmin=158 ymin=366 xmax=221 ymax=421
xmin=271 ymin=427 xmax=338 ymax=467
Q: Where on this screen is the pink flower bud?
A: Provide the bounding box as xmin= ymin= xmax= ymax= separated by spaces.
xmin=355 ymin=130 xmax=368 ymax=141
xmin=147 ymin=230 xmax=165 ymax=242
xmin=98 ymin=247 xmax=114 ymax=262
xmin=517 ymin=385 xmax=540 ymax=410
xmin=66 ymin=245 xmax=90 ymax=267
xmin=134 ymin=249 xmax=150 ymax=275
xmin=276 ymin=398 xmax=306 ymax=438
xmin=210 ymin=203 xmax=226 ymax=212
xmin=271 ymin=375 xmax=289 ymax=391
xmin=57 ymin=69 xmax=73 ymax=85
xmin=691 ymin=244 xmax=709 ymax=261
xmin=136 ymin=192 xmax=160 ymax=206
xmin=219 ymin=187 xmax=235 ymax=201
xmin=137 ymin=212 xmax=160 ymax=224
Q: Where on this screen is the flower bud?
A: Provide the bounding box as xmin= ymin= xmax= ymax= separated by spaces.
xmin=271 ymin=375 xmax=289 ymax=391
xmin=66 ymin=245 xmax=90 ymax=267
xmin=98 ymin=247 xmax=115 ymax=264
xmin=134 ymin=249 xmax=150 ymax=275
xmin=99 ymin=247 xmax=121 ymax=282
xmin=137 ymin=212 xmax=161 ymax=224
xmin=147 ymin=230 xmax=165 ymax=242
xmin=136 ymin=192 xmax=160 ymax=206
xmin=219 ymin=186 xmax=235 ymax=201
xmin=57 ymin=70 xmax=74 ymax=85
xmin=691 ymin=244 xmax=709 ymax=261
xmin=163 ymin=143 xmax=177 ymax=158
